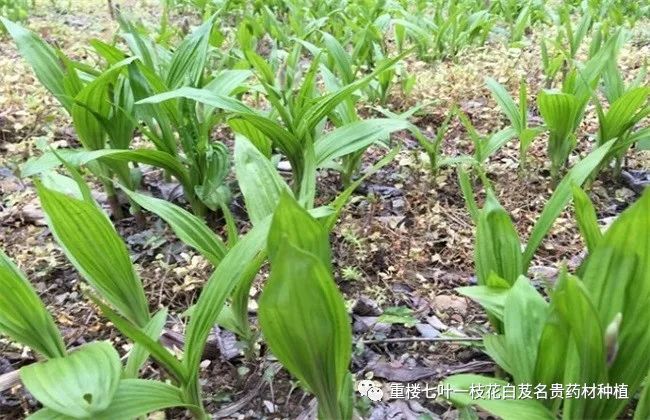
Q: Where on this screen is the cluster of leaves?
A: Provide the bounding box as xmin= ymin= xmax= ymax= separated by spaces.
xmin=3 ymin=10 xmax=417 ymax=220
xmin=1 ymin=6 xmax=411 ymax=416
xmin=478 ymin=24 xmax=648 ymax=183
xmin=0 ymin=134 xmax=384 ymax=417
xmin=446 ymin=179 xmax=650 ymax=420
xmin=0 ymin=0 xmax=648 ymax=418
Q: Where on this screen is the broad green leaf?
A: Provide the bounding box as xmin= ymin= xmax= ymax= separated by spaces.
xmin=268 ymin=193 xmax=331 ymax=268
xmin=260 ymin=196 xmax=351 ymax=420
xmin=475 ymin=191 xmax=522 ymax=286
xmin=634 ymin=374 xmax=650 ymax=420
xmin=600 ymin=86 xmax=650 ymax=143
xmin=486 ymin=78 xmax=522 ymax=132
xmin=520 ymin=126 xmax=544 ymax=153
xmin=244 ymin=49 xmax=276 ymax=86
xmin=22 ymin=148 xmax=191 ymax=191
xmin=443 ymin=374 xmax=554 ymax=420
xmin=194 ymin=142 xmax=231 ymax=211
xmin=457 ymin=285 xmax=508 ymax=321
xmin=602 ymin=59 xmax=624 ymax=103
xmin=300 ymin=53 xmax=405 ymax=132
xmin=120 ymin=186 xmax=227 ymax=265
xmin=127 ymin=62 xmax=177 ymax=154
xmin=123 ymin=309 xmax=168 ymax=378
xmin=137 ymin=87 xmax=303 ymax=164
xmin=483 ymin=127 xmax=517 ymax=159
xmin=579 ymin=189 xmax=650 ymax=418
xmin=234 ymin=136 xmax=292 ymax=226
xmin=319 ymin=64 xmax=354 ymax=124
xmin=299 ymin=140 xmax=317 ymax=209
xmin=44 ymin=150 xmax=94 ymax=202
xmin=20 ymin=342 xmax=120 ymax=418
xmin=578 ymin=31 xmax=624 ymax=100
xmin=89 ymin=39 xmax=127 ymax=65
xmin=228 ymin=118 xmax=272 ymax=157
xmin=28 ymin=379 xmax=193 ymax=420
xmin=99 ymin=379 xmax=192 ymax=419
xmin=166 ymin=15 xmax=215 ymax=88
xmin=483 ymin=334 xmax=513 ymax=375
xmin=458 ymin=168 xmax=479 ymax=223
xmin=572 ymin=185 xmax=602 ymax=253
xmin=36 ymin=182 xmax=149 ymax=327
xmin=537 ymin=90 xmax=580 ymax=174
xmin=226 ymin=253 xmax=267 ymax=341
xmin=71 ymin=58 xmax=136 ymax=150
xmin=90 ymin=296 xmax=187 ymax=383
xmin=522 ymin=140 xmax=614 ymax=268
xmin=136 ymin=86 xmax=251 ymax=113
xmin=0 ymin=249 xmax=66 ymax=359
xmin=314 ymin=118 xmax=411 ymax=166
xmin=202 ymin=69 xmax=252 ymax=118
xmin=203 ymin=69 xmax=251 ymax=95
xmin=118 ymin=17 xmax=159 ymax=71
xmin=107 ymin=76 xmax=136 ymax=150
xmin=554 ymin=274 xmax=607 ymax=419
xmin=321 ymin=31 xmax=354 ymax=84
xmin=504 ymin=277 xmax=548 ymax=384
xmin=1 ymin=18 xmax=75 ymax=111
xmin=184 ymin=217 xmax=271 ymax=384
xmin=533 ymin=308 xmax=570 ymax=388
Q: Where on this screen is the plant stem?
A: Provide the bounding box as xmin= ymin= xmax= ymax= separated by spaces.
xmin=102 ymin=180 xmax=124 ymax=220
xmin=185 ymin=380 xmax=208 ymax=420
xmin=187 ymin=193 xmax=207 ymax=219
xmin=613 ymin=155 xmax=624 ymax=179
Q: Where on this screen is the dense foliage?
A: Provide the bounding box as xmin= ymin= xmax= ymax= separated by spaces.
xmin=0 ymin=0 xmax=648 ymax=418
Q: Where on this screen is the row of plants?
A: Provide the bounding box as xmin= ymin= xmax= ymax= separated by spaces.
xmin=442 ymin=164 xmax=650 ymax=419
xmin=0 ymin=0 xmax=648 ymax=418
xmin=2 ymin=129 xmax=648 ymax=419
xmin=4 ymin=5 xmax=647 ymax=222
xmin=1 ymin=141 xmax=376 ymax=418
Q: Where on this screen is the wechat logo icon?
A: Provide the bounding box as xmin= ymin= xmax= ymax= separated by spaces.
xmin=357 ymin=380 xmax=384 ymax=402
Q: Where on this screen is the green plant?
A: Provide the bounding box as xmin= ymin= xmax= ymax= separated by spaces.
xmin=374 ymin=102 xmax=443 ymax=176
xmin=537 ymin=31 xmax=623 ymax=181
xmin=260 ymin=193 xmax=354 ymax=419
xmin=440 ymin=110 xmax=516 ymax=186
xmin=138 ymin=47 xmax=413 ymax=195
xmin=540 ymin=38 xmax=565 ymax=89
xmin=486 ymin=77 xmax=544 ymax=171
xmin=537 ymin=89 xmax=581 ymax=181
xmin=121 ymin=139 xmax=398 ymax=350
xmin=595 ymin=87 xmax=649 ymax=175
xmin=593 ymin=57 xmax=650 ymax=176
xmin=558 ymin=5 xmax=593 ymax=63
xmin=0 ymin=161 xmax=276 ymax=416
xmin=0 ymin=211 xmax=192 ymax=417
xmin=8 ymin=15 xmax=251 ymax=219
xmin=460 ymin=139 xmax=614 ymax=292
xmin=341 ymin=266 xmax=363 ymax=281
xmin=2 ymin=18 xmax=143 ymax=220
xmin=378 ymin=306 xmax=419 ymax=327
xmin=11 ymin=135 xmax=383 ymax=417
xmin=444 ymin=187 xmax=650 ymax=419
xmin=393 ymin=0 xmax=494 ymax=62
